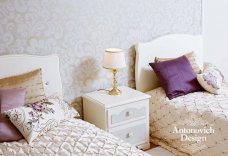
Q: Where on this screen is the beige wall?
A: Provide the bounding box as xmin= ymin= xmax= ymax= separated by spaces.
xmin=0 ymin=0 xmax=202 ymax=116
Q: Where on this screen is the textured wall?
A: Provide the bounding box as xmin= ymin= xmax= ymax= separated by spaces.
xmin=0 ymin=0 xmax=202 ymax=116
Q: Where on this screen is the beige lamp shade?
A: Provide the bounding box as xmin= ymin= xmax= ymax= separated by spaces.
xmin=103 ymin=48 xmax=126 ymax=69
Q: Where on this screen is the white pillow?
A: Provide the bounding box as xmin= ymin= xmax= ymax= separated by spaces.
xmin=5 ymin=99 xmax=65 ymax=144
xmin=197 ymin=72 xmax=222 ymax=94
xmin=197 ymin=63 xmax=225 ymax=94
xmin=47 ymin=93 xmax=80 ymax=119
xmin=204 ymin=62 xmax=225 ymax=82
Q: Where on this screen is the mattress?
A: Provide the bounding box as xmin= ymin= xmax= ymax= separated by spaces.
xmin=147 ymin=86 xmax=228 ymax=156
xmin=0 ymin=118 xmax=148 ymax=156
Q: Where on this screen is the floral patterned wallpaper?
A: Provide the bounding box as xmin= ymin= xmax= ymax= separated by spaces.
xmin=0 ymin=0 xmax=202 ymax=116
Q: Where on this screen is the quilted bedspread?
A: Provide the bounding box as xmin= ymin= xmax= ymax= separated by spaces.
xmin=147 ymin=86 xmax=228 ymax=156
xmin=0 ymin=118 xmax=148 ymax=156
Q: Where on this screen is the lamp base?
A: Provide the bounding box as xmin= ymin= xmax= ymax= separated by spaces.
xmin=108 ymin=87 xmax=122 ymax=95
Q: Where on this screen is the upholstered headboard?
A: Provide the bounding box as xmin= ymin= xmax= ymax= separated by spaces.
xmin=0 ymin=54 xmax=62 ymax=96
xmin=135 ymin=34 xmax=203 ymax=92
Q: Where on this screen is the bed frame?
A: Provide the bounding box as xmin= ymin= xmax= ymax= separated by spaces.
xmin=0 ymin=54 xmax=62 ymax=96
xmin=135 ymin=34 xmax=203 ymax=92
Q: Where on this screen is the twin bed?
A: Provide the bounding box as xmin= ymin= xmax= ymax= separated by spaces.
xmin=1 ymin=34 xmax=228 ymax=156
xmin=135 ymin=34 xmax=228 ymax=156
xmin=0 ymin=55 xmax=148 ymax=156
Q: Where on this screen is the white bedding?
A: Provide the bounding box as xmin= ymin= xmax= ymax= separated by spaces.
xmin=0 ymin=118 xmax=148 ymax=156
xmin=147 ymin=85 xmax=228 ymax=156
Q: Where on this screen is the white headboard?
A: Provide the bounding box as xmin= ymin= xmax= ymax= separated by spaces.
xmin=135 ymin=34 xmax=203 ymax=92
xmin=0 ymin=54 xmax=62 ymax=97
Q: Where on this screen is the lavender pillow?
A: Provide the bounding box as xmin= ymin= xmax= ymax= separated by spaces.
xmin=149 ymin=56 xmax=203 ymax=99
xmin=0 ymin=89 xmax=25 ymax=142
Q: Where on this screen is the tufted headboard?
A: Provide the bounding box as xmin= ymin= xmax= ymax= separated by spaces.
xmin=0 ymin=54 xmax=62 ymax=97
xmin=135 ymin=34 xmax=203 ymax=92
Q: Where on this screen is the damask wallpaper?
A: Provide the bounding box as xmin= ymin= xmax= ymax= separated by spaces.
xmin=0 ymin=0 xmax=202 ymax=117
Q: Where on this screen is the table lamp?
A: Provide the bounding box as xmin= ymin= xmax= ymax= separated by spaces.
xmin=103 ymin=48 xmax=126 ymax=95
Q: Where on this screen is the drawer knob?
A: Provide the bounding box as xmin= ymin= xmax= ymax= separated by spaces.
xmin=126 ymin=132 xmax=133 ymax=138
xmin=125 ymin=111 xmax=132 ymax=117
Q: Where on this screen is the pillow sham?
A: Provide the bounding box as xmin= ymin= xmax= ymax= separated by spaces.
xmin=47 ymin=93 xmax=80 ymax=118
xmin=5 ymin=99 xmax=65 ymax=144
xmin=0 ymin=69 xmax=46 ymax=104
xmin=150 ymin=56 xmax=203 ymax=99
xmin=197 ymin=73 xmax=222 ymax=94
xmin=0 ymin=89 xmax=25 ymax=142
xmin=155 ymin=52 xmax=201 ymax=74
xmin=204 ymin=62 xmax=225 ymax=82
xmin=197 ymin=63 xmax=225 ymax=94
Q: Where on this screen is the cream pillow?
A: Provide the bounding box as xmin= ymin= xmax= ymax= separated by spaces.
xmin=47 ymin=93 xmax=80 ymax=118
xmin=155 ymin=52 xmax=201 ymax=74
xmin=0 ymin=69 xmax=46 ymax=104
xmin=204 ymin=62 xmax=225 ymax=82
xmin=197 ymin=63 xmax=225 ymax=94
xmin=197 ymin=72 xmax=222 ymax=94
xmin=5 ymin=98 xmax=65 ymax=144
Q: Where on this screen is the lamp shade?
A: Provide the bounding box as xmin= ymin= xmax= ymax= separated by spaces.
xmin=103 ymin=48 xmax=126 ymax=69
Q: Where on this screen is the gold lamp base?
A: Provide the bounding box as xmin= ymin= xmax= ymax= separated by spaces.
xmin=108 ymin=87 xmax=122 ymax=95
xmin=108 ymin=69 xmax=122 ymax=95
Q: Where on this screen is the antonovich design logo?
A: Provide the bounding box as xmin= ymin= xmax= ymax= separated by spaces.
xmin=173 ymin=126 xmax=215 ymax=143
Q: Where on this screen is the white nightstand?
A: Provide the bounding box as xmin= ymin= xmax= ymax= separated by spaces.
xmin=83 ymin=86 xmax=150 ymax=150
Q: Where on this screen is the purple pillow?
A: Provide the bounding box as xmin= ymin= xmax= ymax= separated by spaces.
xmin=0 ymin=89 xmax=25 ymax=142
xmin=149 ymin=56 xmax=203 ymax=99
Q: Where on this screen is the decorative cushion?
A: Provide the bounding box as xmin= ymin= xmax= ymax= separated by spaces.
xmin=197 ymin=63 xmax=225 ymax=94
xmin=0 ymin=89 xmax=25 ymax=142
xmin=204 ymin=62 xmax=225 ymax=82
xmin=150 ymin=56 xmax=203 ymax=99
xmin=0 ymin=69 xmax=46 ymax=104
xmin=155 ymin=52 xmax=201 ymax=74
xmin=47 ymin=93 xmax=80 ymax=118
xmin=5 ymin=98 xmax=65 ymax=144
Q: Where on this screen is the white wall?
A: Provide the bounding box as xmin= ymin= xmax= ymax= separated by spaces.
xmin=203 ymin=0 xmax=228 ymax=80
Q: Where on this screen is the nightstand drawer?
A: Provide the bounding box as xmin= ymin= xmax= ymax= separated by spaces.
xmin=109 ymin=122 xmax=147 ymax=145
xmin=107 ymin=99 xmax=148 ymax=127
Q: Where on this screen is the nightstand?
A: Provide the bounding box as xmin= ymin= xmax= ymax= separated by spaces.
xmin=83 ymin=86 xmax=150 ymax=150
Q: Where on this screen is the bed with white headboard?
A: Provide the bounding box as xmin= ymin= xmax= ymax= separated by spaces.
xmin=0 ymin=54 xmax=148 ymax=156
xmin=134 ymin=34 xmax=228 ymax=156
xmin=135 ymin=34 xmax=203 ymax=92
